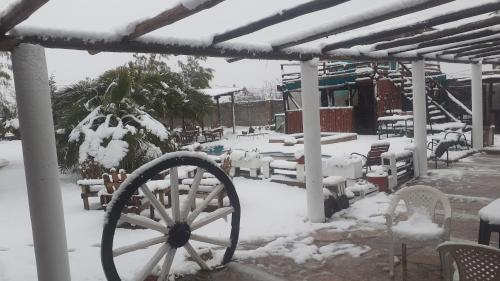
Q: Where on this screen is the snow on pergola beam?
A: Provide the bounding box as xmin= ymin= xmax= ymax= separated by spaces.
xmin=320 ymin=1 xmax=500 ymax=52
xmin=468 ymin=49 xmax=500 ymax=59
xmin=417 ymin=35 xmax=500 ymax=56
xmin=123 ymin=0 xmax=226 ymax=41
xmin=437 ymin=39 xmax=500 ymax=55
xmin=379 ymin=16 xmax=500 ymax=53
xmin=0 ymin=0 xmax=49 ymax=35
xmin=270 ymin=0 xmax=453 ymax=50
xmin=211 ymin=0 xmax=351 ymax=44
xmin=390 ymin=28 xmax=500 ymax=55
xmin=3 ymin=30 xmax=497 ymax=65
xmin=454 ymin=44 xmax=500 ymax=57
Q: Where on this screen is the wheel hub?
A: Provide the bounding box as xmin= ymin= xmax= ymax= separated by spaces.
xmin=167 ymin=223 xmax=191 ymax=248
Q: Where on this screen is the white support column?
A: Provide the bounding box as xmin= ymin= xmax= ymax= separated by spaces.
xmin=471 ymin=62 xmax=483 ymax=149
xmin=300 ymin=59 xmax=325 ymax=223
xmin=412 ymin=60 xmax=427 ymax=176
xmin=12 ymin=44 xmax=71 ymax=281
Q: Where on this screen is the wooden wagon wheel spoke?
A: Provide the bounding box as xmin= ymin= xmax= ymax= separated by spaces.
xmin=113 ymin=235 xmax=168 ymax=257
xmin=170 ymin=167 xmax=181 ymax=222
xmin=157 ymin=247 xmax=177 ymax=281
xmin=184 ymin=242 xmax=210 ymax=270
xmin=191 ymin=207 xmax=234 ymax=231
xmin=133 ymin=243 xmax=170 ymax=281
xmin=190 ymin=233 xmax=232 ymax=247
xmin=140 ymin=184 xmax=174 ymax=226
xmin=119 ymin=214 xmax=169 ymax=233
xmin=187 ymin=184 xmax=225 ymax=224
xmin=181 ymin=168 xmax=205 ymax=222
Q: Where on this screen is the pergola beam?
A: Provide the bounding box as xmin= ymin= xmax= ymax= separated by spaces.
xmin=2 ymin=31 xmax=496 ymax=65
xmin=439 ymin=39 xmax=500 ymax=55
xmin=320 ymin=1 xmax=500 ymax=52
xmin=417 ymin=35 xmax=500 ymax=55
xmin=211 ymin=0 xmax=351 ymax=44
xmin=0 ymin=0 xmax=49 ymax=34
xmin=465 ymin=48 xmax=500 ymax=59
xmin=374 ymin=15 xmax=500 ymax=52
xmin=124 ymin=0 xmax=226 ymax=41
xmin=396 ymin=28 xmax=500 ymax=53
xmin=271 ymin=0 xmax=453 ymax=49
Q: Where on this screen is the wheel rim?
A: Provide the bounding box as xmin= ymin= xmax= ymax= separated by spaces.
xmin=101 ymin=154 xmax=241 ymax=281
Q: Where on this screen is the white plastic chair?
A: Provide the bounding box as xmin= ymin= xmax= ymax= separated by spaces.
xmin=385 ymin=185 xmax=452 ymax=276
xmin=437 ymin=241 xmax=500 ymax=281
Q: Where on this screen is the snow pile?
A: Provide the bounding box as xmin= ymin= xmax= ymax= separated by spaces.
xmin=344 ymin=192 xmax=391 ymax=224
xmin=236 ymin=235 xmax=370 ymax=264
xmin=4 ymin=118 xmax=19 ymax=130
xmin=392 ymin=208 xmax=443 ymax=241
xmin=479 ymin=198 xmax=500 ymax=224
xmin=347 ymin=180 xmax=376 ymax=194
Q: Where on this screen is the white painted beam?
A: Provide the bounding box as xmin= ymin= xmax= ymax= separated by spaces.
xmin=11 ymin=44 xmax=71 ymax=281
xmin=300 ymin=59 xmax=325 ymax=223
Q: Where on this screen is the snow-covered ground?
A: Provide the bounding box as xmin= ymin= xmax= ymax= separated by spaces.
xmin=0 ymin=139 xmax=394 ymax=280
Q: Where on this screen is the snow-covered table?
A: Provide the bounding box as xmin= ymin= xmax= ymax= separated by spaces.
xmin=377 ymin=115 xmax=413 ymax=139
xmin=478 ymin=198 xmax=500 ymax=247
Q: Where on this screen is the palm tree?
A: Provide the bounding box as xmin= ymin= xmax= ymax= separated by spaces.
xmin=57 ymin=67 xmax=176 ymax=171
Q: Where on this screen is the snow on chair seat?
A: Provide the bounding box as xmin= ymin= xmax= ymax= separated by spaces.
xmin=385 ymin=185 xmax=451 ymax=277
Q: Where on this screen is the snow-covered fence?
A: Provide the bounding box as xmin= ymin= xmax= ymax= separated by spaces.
xmin=381 ymin=147 xmax=415 ymax=188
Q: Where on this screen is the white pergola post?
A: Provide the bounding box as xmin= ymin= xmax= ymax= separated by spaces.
xmin=471 ymin=62 xmax=483 ymax=149
xmin=412 ymin=60 xmax=427 ymax=176
xmin=300 ymin=59 xmax=325 ymax=223
xmin=11 ymin=44 xmax=71 ymax=281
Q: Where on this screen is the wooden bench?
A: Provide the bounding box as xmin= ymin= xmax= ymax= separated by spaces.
xmin=100 ymin=169 xmax=167 ymax=218
xmin=78 ymin=159 xmax=103 ymax=210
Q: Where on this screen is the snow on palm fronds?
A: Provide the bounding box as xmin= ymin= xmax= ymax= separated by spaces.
xmin=62 ymin=67 xmax=175 ymax=171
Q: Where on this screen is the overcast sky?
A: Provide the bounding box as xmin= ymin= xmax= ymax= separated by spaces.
xmin=1 ymin=0 xmax=496 ymax=89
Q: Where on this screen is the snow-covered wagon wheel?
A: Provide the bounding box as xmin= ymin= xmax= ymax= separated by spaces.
xmin=101 ymin=152 xmax=240 ymax=281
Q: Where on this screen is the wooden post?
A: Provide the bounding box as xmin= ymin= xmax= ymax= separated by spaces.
xmin=231 ymin=93 xmax=236 ymax=134
xmin=216 ymin=97 xmax=221 ymax=126
xmin=472 ymin=62 xmax=483 ymax=149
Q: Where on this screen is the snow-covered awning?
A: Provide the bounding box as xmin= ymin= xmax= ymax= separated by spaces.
xmin=198 ymin=87 xmax=243 ymax=98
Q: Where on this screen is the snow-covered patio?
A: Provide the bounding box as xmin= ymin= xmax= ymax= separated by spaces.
xmin=1 ymin=135 xmax=498 ymax=280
